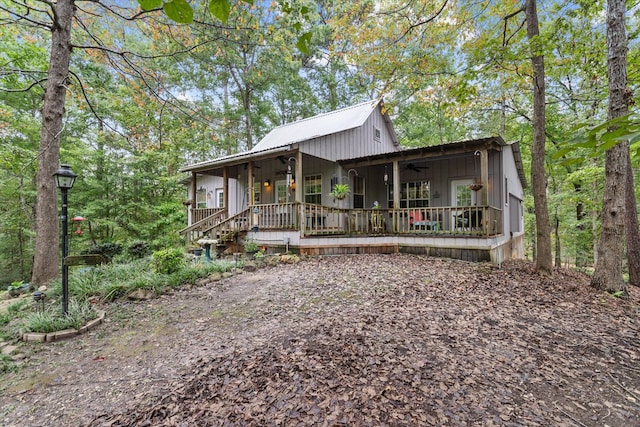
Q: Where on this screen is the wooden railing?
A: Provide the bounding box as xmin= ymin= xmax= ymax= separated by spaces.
xmin=180 ymin=209 xmax=228 ymax=243
xmin=211 ymin=209 xmax=251 ymax=242
xmin=297 ymin=205 xmax=502 ymax=237
xmin=191 ymin=208 xmax=225 ymax=224
xmin=185 ymin=204 xmax=503 ymax=242
xmin=251 ymin=203 xmax=299 ymax=230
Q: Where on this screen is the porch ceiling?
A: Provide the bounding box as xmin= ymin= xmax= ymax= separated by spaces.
xmin=339 ymin=136 xmax=507 ymax=167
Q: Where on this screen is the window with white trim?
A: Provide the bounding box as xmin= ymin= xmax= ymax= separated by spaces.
xmin=304 ymin=175 xmax=322 ymax=204
xmin=388 ymin=181 xmax=430 ymax=208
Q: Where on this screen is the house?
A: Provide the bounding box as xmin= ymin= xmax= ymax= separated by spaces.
xmin=179 ymin=99 xmax=526 ymax=263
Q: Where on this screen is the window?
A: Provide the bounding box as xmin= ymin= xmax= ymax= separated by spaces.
xmin=215 ymin=188 xmax=224 ymax=208
xmin=276 ymin=180 xmax=288 ymax=203
xmin=451 ymin=179 xmax=475 ymax=207
xmin=353 ymin=176 xmax=365 ymax=208
xmin=388 ymin=181 xmax=430 ymax=208
xmin=196 ymin=187 xmax=207 ymax=208
xmin=505 ymin=177 xmax=509 ymax=205
xmin=304 ymin=175 xmax=322 ymax=204
xmin=374 ymin=127 xmax=381 ymax=142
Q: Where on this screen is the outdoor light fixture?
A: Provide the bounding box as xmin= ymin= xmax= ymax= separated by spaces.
xmin=286 ymin=157 xmax=297 ymax=189
xmin=33 ymin=291 xmax=46 ymax=313
xmin=53 ymin=164 xmax=77 ymax=189
xmin=286 ymin=164 xmax=293 ymax=188
xmin=53 ymin=164 xmax=77 ymax=316
xmin=263 ymin=179 xmax=271 ymax=187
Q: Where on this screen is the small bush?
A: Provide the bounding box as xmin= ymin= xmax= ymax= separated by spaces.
xmin=84 ymin=242 xmax=123 ymax=259
xmin=21 ymin=299 xmax=97 ymax=334
xmin=243 ymin=239 xmax=259 ymax=253
xmin=152 ymin=248 xmax=185 ymax=274
xmin=127 ymin=241 xmax=151 ymax=259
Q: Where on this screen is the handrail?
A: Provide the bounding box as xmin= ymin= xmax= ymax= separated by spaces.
xmin=179 ymin=208 xmax=228 ymax=235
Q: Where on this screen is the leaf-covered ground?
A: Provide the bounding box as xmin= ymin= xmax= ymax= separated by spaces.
xmin=1 ymin=254 xmax=639 ymax=426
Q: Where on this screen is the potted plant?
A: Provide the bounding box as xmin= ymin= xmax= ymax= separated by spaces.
xmin=7 ymin=280 xmax=30 ymax=297
xmin=330 ymin=183 xmax=350 ymax=201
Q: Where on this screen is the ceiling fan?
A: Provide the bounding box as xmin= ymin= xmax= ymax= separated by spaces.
xmin=404 ymin=163 xmax=429 ymax=173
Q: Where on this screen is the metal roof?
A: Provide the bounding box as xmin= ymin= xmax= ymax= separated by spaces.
xmin=180 ymin=99 xmax=388 ymax=173
xmin=251 ymin=99 xmax=382 ymax=152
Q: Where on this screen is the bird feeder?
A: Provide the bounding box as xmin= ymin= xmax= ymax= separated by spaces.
xmin=72 ymin=216 xmax=86 ymax=235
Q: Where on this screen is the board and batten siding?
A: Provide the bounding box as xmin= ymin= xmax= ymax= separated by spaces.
xmin=301 ymin=107 xmax=398 ymax=162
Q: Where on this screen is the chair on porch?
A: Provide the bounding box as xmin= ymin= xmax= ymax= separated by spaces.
xmin=370 ymin=211 xmax=385 ymax=233
xmin=410 ymin=211 xmax=438 ymax=231
xmin=456 ymin=209 xmax=483 ymax=231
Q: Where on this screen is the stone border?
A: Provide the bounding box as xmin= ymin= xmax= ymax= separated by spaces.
xmin=21 ymin=310 xmax=106 ymax=343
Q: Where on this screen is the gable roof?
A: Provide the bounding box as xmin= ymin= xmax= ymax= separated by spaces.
xmin=180 ymin=99 xmax=397 ymax=173
xmin=252 ymin=99 xmax=396 ymax=152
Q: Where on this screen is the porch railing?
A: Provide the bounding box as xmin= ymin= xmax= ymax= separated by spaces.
xmin=293 ymin=204 xmax=502 ymax=237
xmin=251 ymin=203 xmax=299 ymax=230
xmin=180 ymin=208 xmax=228 ymax=243
xmin=191 ymin=207 xmax=225 ymax=224
xmin=184 ymin=203 xmax=503 ymax=243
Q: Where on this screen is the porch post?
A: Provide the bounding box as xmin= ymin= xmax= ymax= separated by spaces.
xmin=294 ymin=151 xmax=303 ymax=203
xmin=248 ymin=161 xmax=254 ymax=206
xmin=223 ymin=166 xmax=229 ymax=212
xmin=392 ymin=161 xmax=400 ymax=208
xmin=480 ymin=149 xmax=489 ymax=205
xmin=190 ymin=171 xmax=197 ymax=224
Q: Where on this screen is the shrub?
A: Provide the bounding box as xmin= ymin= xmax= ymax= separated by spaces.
xmin=243 ymin=239 xmax=259 ymax=253
xmin=21 ymin=299 xmax=97 ymax=334
xmin=84 ymin=242 xmax=123 ymax=259
xmin=127 ymin=241 xmax=151 ymax=259
xmin=152 ymin=248 xmax=185 ymax=274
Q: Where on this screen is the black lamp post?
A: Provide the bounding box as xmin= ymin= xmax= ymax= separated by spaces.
xmin=53 ymin=164 xmax=77 ymax=315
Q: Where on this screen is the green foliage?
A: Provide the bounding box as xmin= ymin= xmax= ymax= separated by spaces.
xmin=7 ymin=280 xmax=24 ymax=291
xmin=152 ymin=248 xmax=185 ymax=274
xmin=7 ymin=299 xmax=28 ymax=314
xmin=243 ymin=239 xmax=259 ymax=253
xmin=164 ymin=0 xmax=193 ymax=23
xmin=330 ymin=183 xmax=350 ymax=200
xmin=21 ymin=299 xmax=98 ymax=334
xmin=0 ymin=354 xmax=16 ymax=373
xmin=552 ymin=114 xmax=640 ymax=166
xmin=84 ymin=242 xmax=123 ymax=260
xmin=127 ymin=241 xmax=151 ymax=259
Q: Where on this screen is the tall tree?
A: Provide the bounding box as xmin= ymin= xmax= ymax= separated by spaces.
xmin=591 ymin=0 xmax=630 ymax=293
xmin=524 ymin=0 xmax=553 ymax=275
xmin=30 ymin=0 xmax=76 ymax=286
xmin=626 ymin=155 xmax=640 ymax=286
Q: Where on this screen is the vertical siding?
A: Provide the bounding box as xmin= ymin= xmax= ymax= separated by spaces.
xmin=302 ymin=106 xmax=398 ymax=161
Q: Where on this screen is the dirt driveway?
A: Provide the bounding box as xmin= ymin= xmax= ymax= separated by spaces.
xmin=1 ymin=254 xmax=639 ymax=426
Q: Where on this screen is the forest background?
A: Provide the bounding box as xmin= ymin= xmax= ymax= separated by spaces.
xmin=0 ymin=0 xmax=638 ymax=288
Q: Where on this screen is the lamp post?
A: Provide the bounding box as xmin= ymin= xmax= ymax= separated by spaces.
xmin=53 ymin=164 xmax=77 ymax=315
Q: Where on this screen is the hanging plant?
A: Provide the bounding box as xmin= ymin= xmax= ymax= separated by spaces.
xmin=330 ymin=183 xmax=350 ymax=201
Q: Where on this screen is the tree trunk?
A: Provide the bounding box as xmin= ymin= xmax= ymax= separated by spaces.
xmin=591 ymin=0 xmax=629 ymax=294
xmin=525 ymin=0 xmax=553 ymax=276
xmin=30 ymin=0 xmax=75 ymax=286
xmin=625 ymin=153 xmax=640 ymax=286
xmin=554 ymin=211 xmax=561 ymax=267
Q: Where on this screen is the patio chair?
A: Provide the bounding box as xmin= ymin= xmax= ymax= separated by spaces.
xmin=410 ymin=211 xmax=438 ymax=231
xmin=456 ymin=209 xmax=482 ymax=230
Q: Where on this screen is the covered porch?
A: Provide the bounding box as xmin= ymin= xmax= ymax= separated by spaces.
xmin=187 ymin=203 xmax=501 ymax=238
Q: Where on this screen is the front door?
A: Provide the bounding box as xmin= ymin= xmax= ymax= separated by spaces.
xmin=451 ymin=179 xmax=475 ymax=231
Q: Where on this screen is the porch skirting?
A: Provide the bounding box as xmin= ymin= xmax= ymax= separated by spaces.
xmin=249 ymin=231 xmax=523 ymax=264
